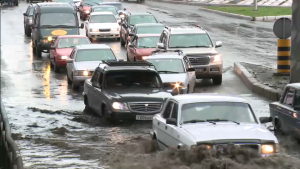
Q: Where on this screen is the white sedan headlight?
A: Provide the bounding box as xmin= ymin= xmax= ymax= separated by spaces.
xmin=112 ymin=102 xmax=129 ymax=110
xmin=261 ymin=144 xmax=277 ymax=154
xmin=90 ymin=28 xmax=99 ymax=32
xmin=111 ymin=28 xmax=120 ymax=31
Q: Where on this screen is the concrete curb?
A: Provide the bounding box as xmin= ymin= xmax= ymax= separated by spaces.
xmin=234 ymin=62 xmax=282 ymax=101
xmin=199 ymin=7 xmax=252 ymax=20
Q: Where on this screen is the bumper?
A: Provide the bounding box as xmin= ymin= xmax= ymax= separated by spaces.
xmin=38 ymin=41 xmax=54 ymax=50
xmin=26 ymin=24 xmax=33 ymax=29
xmin=107 ymin=110 xmax=159 ymax=120
xmin=55 ymin=59 xmax=67 ymax=67
xmin=88 ymin=31 xmax=120 ymax=39
xmin=165 ymin=87 xmax=188 ymax=95
xmin=73 ymin=76 xmax=91 ymax=85
xmin=192 ymin=62 xmax=222 ymax=78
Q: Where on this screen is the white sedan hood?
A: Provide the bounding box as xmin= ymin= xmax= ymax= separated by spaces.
xmin=159 ymin=73 xmax=187 ymax=85
xmin=89 ymin=23 xmax=119 ymax=29
xmin=182 ymin=123 xmax=278 ymax=143
xmin=74 ymin=61 xmax=102 ymax=71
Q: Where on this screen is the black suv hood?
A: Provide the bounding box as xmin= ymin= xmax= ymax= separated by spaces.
xmin=105 ymin=88 xmax=172 ymax=102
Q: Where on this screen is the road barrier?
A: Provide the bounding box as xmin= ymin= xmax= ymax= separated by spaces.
xmin=277 ymin=39 xmax=291 ymax=74
xmin=0 ymin=99 xmax=24 ymax=169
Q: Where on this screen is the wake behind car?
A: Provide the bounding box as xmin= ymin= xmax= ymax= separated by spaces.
xmin=66 ymin=44 xmax=118 ymax=90
xmin=83 ymin=61 xmax=172 ymax=122
xmin=31 ymin=3 xmax=84 ymax=57
xmin=145 ymin=50 xmax=196 ymax=95
xmin=23 ymin=4 xmax=36 ymax=37
xmin=85 ymin=12 xmax=120 ymax=41
xmin=120 ymin=12 xmax=158 ymax=46
xmin=269 ymin=83 xmax=300 ymax=139
xmin=49 ymin=35 xmax=91 ymax=72
xmin=151 ymin=94 xmax=278 ymax=157
xmin=126 ymin=34 xmax=160 ymax=61
xmin=156 ymin=26 xmax=223 ymax=85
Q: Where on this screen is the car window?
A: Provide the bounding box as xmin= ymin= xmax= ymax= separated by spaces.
xmin=99 ymin=4 xmax=123 ymax=11
xmin=295 ymin=90 xmax=300 ymax=109
xmin=169 ymin=33 xmax=213 ymax=48
xmin=283 ymin=88 xmax=295 ymax=107
xmin=94 ymin=7 xmax=117 ymax=15
xmin=137 ymin=37 xmax=160 ymax=48
xmin=91 ymin=71 xmax=100 ymax=83
xmin=98 ymin=72 xmax=103 ymax=86
xmin=40 ymin=13 xmax=76 ymax=26
xmin=147 ymin=59 xmax=185 ymax=73
xmin=57 ymin=38 xmax=90 ymax=49
xmin=129 ymin=15 xmax=157 ymax=25
xmin=75 ymin=49 xmax=116 ymax=62
xmin=163 ymin=101 xmax=174 ymax=119
xmin=104 ymin=71 xmax=162 ymax=88
xmin=137 ymin=26 xmax=164 ymax=34
xmin=171 ymin=103 xmax=178 ymax=120
xmin=90 ymin=15 xmax=116 ymax=23
xmin=181 ymin=102 xmax=257 ymax=124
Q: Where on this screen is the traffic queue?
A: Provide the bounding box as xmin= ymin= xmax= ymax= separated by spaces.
xmin=23 ymin=1 xmax=280 ymax=157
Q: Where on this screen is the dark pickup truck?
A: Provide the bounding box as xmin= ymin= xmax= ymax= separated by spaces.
xmin=83 ymin=60 xmax=172 ymax=122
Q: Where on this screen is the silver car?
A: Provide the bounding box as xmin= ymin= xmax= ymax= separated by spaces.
xmin=145 ymin=50 xmax=196 ymax=95
xmin=66 ymin=44 xmax=118 ymax=90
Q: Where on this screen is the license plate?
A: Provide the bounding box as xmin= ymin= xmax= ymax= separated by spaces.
xmin=136 ymin=115 xmax=153 ymax=120
xmin=196 ymin=68 xmax=205 ymax=72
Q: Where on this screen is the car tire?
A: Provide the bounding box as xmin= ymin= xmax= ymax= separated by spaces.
xmin=126 ymin=53 xmax=130 ymax=61
xmin=120 ymin=34 xmax=126 ymax=47
xmin=71 ymin=74 xmax=79 ymax=90
xmin=212 ymin=75 xmax=222 ymax=85
xmin=102 ymin=105 xmax=115 ymax=123
xmin=134 ymin=57 xmax=136 ymax=62
xmin=53 ymin=60 xmax=60 ymax=73
xmin=35 ymin=44 xmax=42 ymax=57
xmin=25 ymin=28 xmax=31 ymax=37
xmin=84 ymin=95 xmax=89 ymax=107
xmin=275 ymin=119 xmax=284 ymax=137
xmin=67 ymin=73 xmax=72 ymax=84
xmin=187 ymin=85 xmax=189 ymax=94
xmin=50 ymin=59 xmax=54 ymax=68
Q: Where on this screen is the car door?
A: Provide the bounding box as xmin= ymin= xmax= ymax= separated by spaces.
xmin=165 ymin=102 xmax=180 ymax=147
xmin=155 ymin=100 xmax=173 ymax=150
xmin=183 ymin=56 xmax=196 ymax=93
xmin=32 ymin=13 xmax=38 ymax=43
xmin=24 ymin=6 xmax=30 ymax=27
xmin=291 ymin=89 xmax=300 ymax=137
xmin=92 ymin=71 xmax=104 ymax=114
xmin=88 ymin=70 xmax=100 ymax=111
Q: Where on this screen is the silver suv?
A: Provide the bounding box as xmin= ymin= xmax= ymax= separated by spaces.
xmin=156 ymin=26 xmax=223 ymax=85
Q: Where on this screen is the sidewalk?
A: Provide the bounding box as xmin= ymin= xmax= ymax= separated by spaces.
xmin=164 ymin=0 xmax=292 ymax=6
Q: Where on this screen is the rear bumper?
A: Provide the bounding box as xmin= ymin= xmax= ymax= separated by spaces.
xmin=88 ymin=31 xmax=120 ymax=39
xmin=38 ymin=42 xmax=54 ymax=51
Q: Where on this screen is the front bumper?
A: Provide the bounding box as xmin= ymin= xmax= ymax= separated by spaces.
xmin=88 ymin=31 xmax=120 ymax=39
xmin=38 ymin=41 xmax=54 ymax=50
xmin=192 ymin=62 xmax=222 ymax=79
xmin=165 ymin=87 xmax=188 ymax=95
xmin=107 ymin=110 xmax=159 ymax=120
xmin=73 ymin=76 xmax=91 ymax=85
xmin=55 ymin=59 xmax=67 ymax=67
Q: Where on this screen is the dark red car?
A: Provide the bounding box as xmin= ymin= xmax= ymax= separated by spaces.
xmin=49 ymin=35 xmax=91 ymax=72
xmin=126 ymin=34 xmax=160 ymax=61
xmin=79 ymin=0 xmax=103 ymax=20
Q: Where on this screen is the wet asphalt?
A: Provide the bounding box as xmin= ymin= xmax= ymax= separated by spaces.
xmin=0 ymin=1 xmax=295 ymax=168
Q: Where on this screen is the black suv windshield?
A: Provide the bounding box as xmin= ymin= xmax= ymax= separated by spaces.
xmin=129 ymin=15 xmax=157 ymax=25
xmin=147 ymin=59 xmax=184 ymax=73
xmin=94 ymin=7 xmax=117 ymax=15
xmin=137 ymin=26 xmax=164 ymax=34
xmin=169 ymin=34 xmax=213 ymax=48
xmin=105 ymin=71 xmax=162 ymax=88
xmin=57 ymin=37 xmax=90 ymax=48
xmin=90 ymin=15 xmax=116 ymax=23
xmin=40 ymin=13 xmax=76 ymax=27
xmin=137 ymin=37 xmax=159 ymax=48
xmin=181 ymin=102 xmax=257 ymax=124
xmin=75 ymin=49 xmax=116 ymax=62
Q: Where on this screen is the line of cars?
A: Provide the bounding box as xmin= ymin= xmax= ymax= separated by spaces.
xmin=22 ymin=1 xmax=279 ymax=157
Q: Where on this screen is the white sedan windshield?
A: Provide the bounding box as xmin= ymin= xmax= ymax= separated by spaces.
xmin=90 ymin=15 xmax=116 ymax=23
xmin=75 ymin=49 xmax=116 ymax=62
xmin=181 ymin=102 xmax=256 ymax=124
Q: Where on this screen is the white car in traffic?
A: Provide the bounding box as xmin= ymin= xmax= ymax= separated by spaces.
xmin=151 ymin=94 xmax=279 ymax=156
xmin=85 ymin=12 xmax=120 ymax=40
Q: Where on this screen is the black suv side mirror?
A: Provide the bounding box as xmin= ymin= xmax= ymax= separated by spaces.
xmin=259 ymin=117 xmax=272 ymax=124
xmin=80 ymin=23 xmax=84 ymax=29
xmin=23 ymin=13 xmax=28 ymax=16
xmin=166 ymin=118 xmax=177 ymax=126
xmin=187 ymin=68 xmax=195 ymax=72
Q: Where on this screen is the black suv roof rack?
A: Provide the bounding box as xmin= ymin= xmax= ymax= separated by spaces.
xmin=101 ymin=60 xmax=154 ymax=67
xmin=151 ymin=49 xmax=184 ymax=55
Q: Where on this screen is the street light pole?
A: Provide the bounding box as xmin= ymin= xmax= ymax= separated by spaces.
xmin=253 ymin=0 xmax=257 ymax=11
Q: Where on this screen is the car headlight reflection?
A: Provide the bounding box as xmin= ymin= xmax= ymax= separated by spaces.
xmin=60 ymin=56 xmax=68 ymax=60
xmin=85 ymin=10 xmax=90 ymax=14
xmin=119 ymin=14 xmax=125 ymax=18
xmin=112 ymin=102 xmax=129 ymax=110
xmin=211 ymin=54 xmax=221 ymax=62
xmin=90 ymin=28 xmax=99 ymax=32
xmin=261 ymin=144 xmax=275 ymax=154
xmin=47 ymin=36 xmax=53 ymax=41
xmin=83 ymin=70 xmax=89 ymax=76
xmin=142 ymin=56 xmax=148 ymax=60
xmin=191 ymin=144 xmax=212 ymax=150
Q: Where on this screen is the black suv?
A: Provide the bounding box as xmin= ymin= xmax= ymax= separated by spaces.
xmin=23 ymin=4 xmax=36 ymax=37
xmin=83 ymin=61 xmax=172 ymax=121
xmin=120 ymin=12 xmax=158 ymax=46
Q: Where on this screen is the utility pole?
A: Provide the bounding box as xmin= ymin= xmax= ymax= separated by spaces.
xmin=253 ymin=0 xmax=257 ymax=11
xmin=290 ymin=0 xmax=300 ymax=83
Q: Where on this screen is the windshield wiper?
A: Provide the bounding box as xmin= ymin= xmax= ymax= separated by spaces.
xmin=183 ymin=120 xmax=216 ymax=124
xmin=170 ymin=46 xmax=189 ymax=48
xmin=157 ymin=71 xmax=179 ymax=73
xmin=206 ymin=119 xmax=240 ymax=125
xmin=188 ymin=45 xmax=211 ymax=48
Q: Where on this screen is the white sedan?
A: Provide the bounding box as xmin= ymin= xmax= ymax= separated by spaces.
xmin=151 ymin=94 xmax=279 ymax=156
xmin=85 ymin=12 xmax=120 ymax=41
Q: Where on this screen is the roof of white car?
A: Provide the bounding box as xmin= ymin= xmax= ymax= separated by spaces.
xmin=167 ymin=26 xmax=207 ymax=34
xmin=172 ymin=94 xmax=249 ymax=104
xmin=76 ymin=44 xmax=111 ymax=50
xmin=90 ymin=11 xmax=114 ymax=15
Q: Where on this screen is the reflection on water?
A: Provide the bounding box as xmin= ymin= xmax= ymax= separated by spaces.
xmin=43 ymin=64 xmax=51 ymax=100
xmin=59 ymin=80 xmax=68 ymax=105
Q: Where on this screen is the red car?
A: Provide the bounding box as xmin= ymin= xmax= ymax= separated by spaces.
xmin=49 ymin=35 xmax=91 ymax=72
xmin=126 ymin=34 xmax=160 ymax=61
xmin=79 ymin=4 xmax=91 ymax=20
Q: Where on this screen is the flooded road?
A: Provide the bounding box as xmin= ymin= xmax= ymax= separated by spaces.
xmin=1 ymin=1 xmax=299 ymax=168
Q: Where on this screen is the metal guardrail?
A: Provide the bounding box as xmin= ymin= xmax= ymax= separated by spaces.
xmin=0 ymin=99 xmax=24 ymax=169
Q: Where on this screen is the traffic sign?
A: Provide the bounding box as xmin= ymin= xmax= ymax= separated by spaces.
xmin=273 ymin=18 xmax=292 ymax=39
